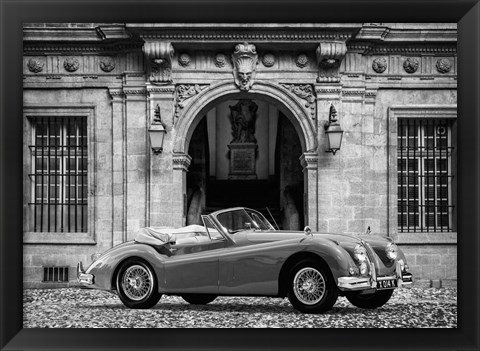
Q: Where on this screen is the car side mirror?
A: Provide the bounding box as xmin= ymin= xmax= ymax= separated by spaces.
xmin=168 ymin=234 xmax=177 ymax=245
xmin=245 ymin=222 xmax=252 ymax=230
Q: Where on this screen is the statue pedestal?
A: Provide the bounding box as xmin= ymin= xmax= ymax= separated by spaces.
xmin=228 ymin=143 xmax=258 ymax=180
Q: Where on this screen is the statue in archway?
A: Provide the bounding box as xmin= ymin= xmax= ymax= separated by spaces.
xmin=229 ymin=100 xmax=258 ymax=144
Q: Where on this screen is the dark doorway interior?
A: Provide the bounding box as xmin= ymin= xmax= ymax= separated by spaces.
xmin=186 ymin=110 xmax=303 ymax=230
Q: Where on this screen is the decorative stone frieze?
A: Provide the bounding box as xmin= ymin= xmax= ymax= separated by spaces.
xmin=174 ymin=84 xmax=209 ymax=119
xmin=436 ymin=58 xmax=452 ymax=73
xmin=295 ymin=54 xmax=309 ymax=68
xmin=403 ymin=57 xmax=419 ymax=73
xmin=372 ymin=57 xmax=387 ymax=73
xmin=281 ymin=84 xmax=316 ymax=119
xmin=178 ymin=53 xmax=191 ymax=67
xmin=315 ymin=87 xmax=342 ymax=95
xmin=143 ymin=41 xmax=175 ymax=83
xmin=99 ymin=57 xmax=115 ymax=72
xmin=316 ymin=41 xmax=347 ymax=82
xmin=172 ymin=153 xmax=192 ymax=172
xmin=147 ymin=87 xmax=176 ymax=94
xmin=141 ymin=32 xmax=351 ymax=42
xmin=63 ymin=57 xmax=80 ymax=72
xmin=27 ymin=58 xmax=44 ymax=73
xmin=262 ymin=53 xmax=275 ymax=67
xmin=342 ymin=90 xmax=365 ymax=96
xmin=214 ymin=53 xmax=228 ymax=68
xmin=232 ymin=42 xmax=258 ymax=91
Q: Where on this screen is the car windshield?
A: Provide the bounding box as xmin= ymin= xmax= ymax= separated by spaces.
xmin=215 ymin=209 xmax=274 ymax=234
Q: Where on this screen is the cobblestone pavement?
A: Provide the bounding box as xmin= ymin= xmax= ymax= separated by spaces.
xmin=23 ymin=287 xmax=456 ymax=328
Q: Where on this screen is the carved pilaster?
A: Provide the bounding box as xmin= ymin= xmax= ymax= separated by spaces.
xmin=173 ymin=153 xmax=192 ymax=172
xmin=174 ymin=84 xmax=208 ymax=120
xmin=316 ymin=41 xmax=347 ymax=83
xmin=281 ymin=84 xmax=316 ymax=119
xmin=143 ymin=41 xmax=175 ymax=84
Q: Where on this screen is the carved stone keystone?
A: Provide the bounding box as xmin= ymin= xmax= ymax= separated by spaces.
xmin=232 ymin=42 xmax=258 ymax=91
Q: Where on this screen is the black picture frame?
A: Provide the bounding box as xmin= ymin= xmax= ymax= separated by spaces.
xmin=1 ymin=0 xmax=479 ymax=350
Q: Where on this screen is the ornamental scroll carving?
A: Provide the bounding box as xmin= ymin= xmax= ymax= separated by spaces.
xmin=316 ymin=41 xmax=347 ymax=82
xmin=232 ymin=42 xmax=258 ymax=91
xmin=143 ymin=41 xmax=175 ymax=83
xmin=174 ymin=84 xmax=208 ymax=119
xmin=281 ymin=84 xmax=316 ymax=119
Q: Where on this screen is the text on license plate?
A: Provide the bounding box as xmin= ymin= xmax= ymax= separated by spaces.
xmin=377 ymin=279 xmax=398 ymax=289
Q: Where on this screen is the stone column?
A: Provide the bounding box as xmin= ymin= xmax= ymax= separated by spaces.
xmin=147 ymin=86 xmax=176 ymax=228
xmin=300 ymin=152 xmax=319 ymax=231
xmin=172 ymin=153 xmax=192 ymax=226
xmin=108 ymin=88 xmax=127 ymax=245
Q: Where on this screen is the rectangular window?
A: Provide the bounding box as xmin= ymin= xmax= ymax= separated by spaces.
xmin=29 ymin=117 xmax=87 ymax=232
xmin=397 ymin=119 xmax=454 ymax=232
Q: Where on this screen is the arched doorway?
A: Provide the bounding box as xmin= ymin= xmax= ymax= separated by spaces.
xmin=185 ymin=99 xmax=304 ymax=230
xmin=174 ymin=82 xmax=317 ymax=229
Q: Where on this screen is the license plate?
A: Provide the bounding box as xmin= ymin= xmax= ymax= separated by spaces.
xmin=377 ymin=278 xmax=398 ymax=290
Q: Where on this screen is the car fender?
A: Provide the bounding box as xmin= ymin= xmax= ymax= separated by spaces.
xmin=85 ymin=241 xmax=166 ymax=292
xmin=282 ymin=236 xmax=357 ymax=283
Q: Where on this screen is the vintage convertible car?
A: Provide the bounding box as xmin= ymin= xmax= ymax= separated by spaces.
xmin=78 ymin=207 xmax=413 ymax=313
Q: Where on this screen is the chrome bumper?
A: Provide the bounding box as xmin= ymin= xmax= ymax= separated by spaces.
xmin=77 ymin=261 xmax=94 ymax=285
xmin=338 ymin=261 xmax=413 ymax=291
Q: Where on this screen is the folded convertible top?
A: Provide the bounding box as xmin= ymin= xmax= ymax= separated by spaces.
xmin=134 ymin=225 xmax=207 ymax=246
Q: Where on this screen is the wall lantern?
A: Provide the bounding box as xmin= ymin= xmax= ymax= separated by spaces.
xmin=324 ymin=104 xmax=344 ymax=155
xmin=148 ymin=104 xmax=167 ymax=154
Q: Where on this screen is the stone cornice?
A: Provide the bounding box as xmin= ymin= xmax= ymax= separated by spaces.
xmin=347 ymin=44 xmax=457 ymax=55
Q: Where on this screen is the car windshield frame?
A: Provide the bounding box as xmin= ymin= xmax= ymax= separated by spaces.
xmin=212 ymin=208 xmax=275 ymax=234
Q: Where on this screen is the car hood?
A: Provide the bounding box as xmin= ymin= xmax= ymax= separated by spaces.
xmin=246 ymin=230 xmax=393 ymax=250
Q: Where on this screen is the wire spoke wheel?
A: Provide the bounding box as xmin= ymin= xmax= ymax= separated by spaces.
xmin=121 ymin=264 xmax=153 ymax=301
xmin=293 ymin=267 xmax=326 ymax=305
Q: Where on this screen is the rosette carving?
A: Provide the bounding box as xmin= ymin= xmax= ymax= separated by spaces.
xmin=232 ymin=42 xmax=258 ymax=91
xmin=296 ymin=54 xmax=309 ymax=68
xmin=99 ymin=57 xmax=115 ymax=72
xmin=27 ymin=58 xmax=44 ymax=73
xmin=436 ymin=58 xmax=452 ymax=73
xmin=403 ymin=57 xmax=419 ymax=73
xmin=262 ymin=53 xmax=275 ymax=67
xmin=372 ymin=57 xmax=387 ymax=73
xmin=178 ymin=53 xmax=191 ymax=67
xmin=64 ymin=57 xmax=80 ymax=72
xmin=214 ymin=53 xmax=227 ymax=68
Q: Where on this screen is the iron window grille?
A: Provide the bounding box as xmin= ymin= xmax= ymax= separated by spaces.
xmin=28 ymin=116 xmax=87 ymax=232
xmin=43 ymin=266 xmax=69 ymax=282
xmin=397 ymin=118 xmax=455 ymax=232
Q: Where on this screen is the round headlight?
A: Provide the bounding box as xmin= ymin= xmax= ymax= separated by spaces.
xmin=354 ymin=244 xmax=367 ymax=262
xmin=385 ymin=243 xmax=398 ymax=260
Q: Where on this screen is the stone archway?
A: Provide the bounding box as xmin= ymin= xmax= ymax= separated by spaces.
xmin=172 ymin=80 xmax=319 ymax=228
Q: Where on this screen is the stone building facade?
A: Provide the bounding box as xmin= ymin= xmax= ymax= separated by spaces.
xmin=23 ymin=23 xmax=457 ymax=288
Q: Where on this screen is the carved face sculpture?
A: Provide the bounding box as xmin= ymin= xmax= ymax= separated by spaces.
xmin=237 ymin=68 xmax=253 ymax=89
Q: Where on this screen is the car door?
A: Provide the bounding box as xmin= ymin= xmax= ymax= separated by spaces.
xmin=162 ymin=217 xmax=229 ymax=294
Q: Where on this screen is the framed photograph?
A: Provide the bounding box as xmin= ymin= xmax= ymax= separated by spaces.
xmin=1 ymin=0 xmax=479 ymax=350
